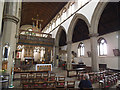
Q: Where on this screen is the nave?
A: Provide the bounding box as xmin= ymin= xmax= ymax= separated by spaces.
xmin=1 ymin=1 xmax=120 ymax=89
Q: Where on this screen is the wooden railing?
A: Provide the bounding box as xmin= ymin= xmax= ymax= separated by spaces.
xmin=19 ymin=35 xmax=53 ymax=42
xmin=19 ymin=29 xmax=52 ymax=38
xmin=18 ymin=35 xmax=54 ymax=47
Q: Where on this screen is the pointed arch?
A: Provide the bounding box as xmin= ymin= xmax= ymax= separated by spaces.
xmin=67 ymin=13 xmax=90 ymax=42
xmin=55 ymin=26 xmax=66 ymax=47
xmin=91 ymin=0 xmax=109 ymax=34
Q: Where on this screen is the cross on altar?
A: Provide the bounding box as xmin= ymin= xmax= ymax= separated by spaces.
xmin=32 ymin=14 xmax=43 ymax=31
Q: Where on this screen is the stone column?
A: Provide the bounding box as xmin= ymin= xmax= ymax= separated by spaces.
xmin=0 ymin=35 xmax=2 ymax=89
xmin=52 ymin=46 xmax=55 ymax=67
xmin=0 ymin=1 xmax=5 ymax=89
xmin=89 ymin=33 xmax=99 ymax=72
xmin=2 ymin=2 xmax=19 ymax=74
xmin=54 ymin=45 xmax=59 ymax=67
xmin=67 ymin=41 xmax=72 ymax=70
xmin=118 ymin=31 xmax=120 ymax=69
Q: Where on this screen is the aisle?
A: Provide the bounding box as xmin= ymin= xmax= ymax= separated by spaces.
xmin=52 ymin=67 xmax=80 ymax=88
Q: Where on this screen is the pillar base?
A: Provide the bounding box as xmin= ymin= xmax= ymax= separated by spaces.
xmin=92 ymin=67 xmax=99 ymax=72
xmin=54 ymin=59 xmax=59 ymax=68
xmin=67 ymin=63 xmax=72 ymax=70
xmin=9 ymin=85 xmax=14 ymax=88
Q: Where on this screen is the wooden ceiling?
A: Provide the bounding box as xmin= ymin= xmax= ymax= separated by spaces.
xmin=21 ymin=2 xmax=67 ymax=30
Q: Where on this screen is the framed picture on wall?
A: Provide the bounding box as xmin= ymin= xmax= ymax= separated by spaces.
xmin=113 ymin=49 xmax=120 ymax=56
xmin=87 ymin=51 xmax=91 ymax=57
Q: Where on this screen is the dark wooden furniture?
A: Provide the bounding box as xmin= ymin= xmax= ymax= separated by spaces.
xmin=67 ymin=68 xmax=85 ymax=77
xmin=72 ymin=63 xmax=86 ymax=69
xmin=56 ymin=76 xmax=65 ymax=88
xmin=99 ymin=64 xmax=107 ymax=70
xmin=67 ymin=81 xmax=75 ymax=88
xmin=42 ymin=73 xmax=49 ymax=81
xmin=14 ymin=70 xmax=49 ymax=73
xmin=0 ymin=74 xmax=9 ymax=89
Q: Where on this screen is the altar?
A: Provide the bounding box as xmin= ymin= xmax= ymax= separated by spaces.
xmin=36 ymin=64 xmax=52 ymax=71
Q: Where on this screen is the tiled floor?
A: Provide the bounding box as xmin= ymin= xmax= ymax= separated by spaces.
xmin=13 ymin=67 xmax=119 ymax=89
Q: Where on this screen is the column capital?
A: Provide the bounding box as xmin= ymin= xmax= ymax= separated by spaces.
xmin=67 ymin=41 xmax=72 ymax=44
xmin=3 ymin=15 xmax=19 ymax=24
xmin=89 ymin=33 xmax=99 ymax=37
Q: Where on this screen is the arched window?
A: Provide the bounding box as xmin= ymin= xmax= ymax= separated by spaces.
xmin=98 ymin=37 xmax=107 ymax=56
xmin=3 ymin=43 xmax=10 ymax=60
xmin=78 ymin=42 xmax=84 ymax=57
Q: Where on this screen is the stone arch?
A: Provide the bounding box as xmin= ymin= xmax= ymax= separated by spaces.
xmin=55 ymin=26 xmax=66 ymax=47
xmin=67 ymin=13 xmax=90 ymax=42
xmin=91 ymin=0 xmax=109 ymax=34
xmin=89 ymin=0 xmax=109 ymax=71
xmin=66 ymin=13 xmax=90 ymax=69
xmin=54 ymin=26 xmax=66 ymax=67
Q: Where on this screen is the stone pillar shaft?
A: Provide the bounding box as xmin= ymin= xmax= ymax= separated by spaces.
xmin=90 ymin=33 xmax=99 ymax=71
xmin=67 ymin=41 xmax=72 ymax=70
xmin=0 ymin=1 xmax=4 ymax=89
xmin=118 ymin=31 xmax=120 ymax=69
xmin=2 ymin=2 xmax=19 ymax=74
xmin=0 ymin=36 xmax=2 ymax=89
xmin=54 ymin=46 xmax=59 ymax=67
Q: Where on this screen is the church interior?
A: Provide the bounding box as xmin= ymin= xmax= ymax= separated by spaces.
xmin=1 ymin=0 xmax=120 ymax=89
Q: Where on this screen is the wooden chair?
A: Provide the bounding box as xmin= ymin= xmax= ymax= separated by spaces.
xmin=34 ymin=82 xmax=44 ymax=88
xmin=46 ymin=81 xmax=56 ymax=88
xmin=49 ymin=73 xmax=56 ymax=81
xmin=36 ymin=73 xmax=42 ymax=81
xmin=33 ymin=73 xmax=43 ymax=87
xmin=28 ymin=73 xmax=35 ymax=78
xmin=20 ymin=74 xmax=28 ymax=86
xmin=50 ymin=73 xmax=56 ymax=77
xmin=22 ymin=82 xmax=34 ymax=88
xmin=67 ymin=81 xmax=75 ymax=88
xmin=56 ymin=76 xmax=65 ymax=88
xmin=42 ymin=73 xmax=49 ymax=81
xmin=28 ymin=73 xmax=35 ymax=82
xmin=57 ymin=76 xmax=65 ymax=81
xmin=21 ymin=74 xmax=27 ymax=78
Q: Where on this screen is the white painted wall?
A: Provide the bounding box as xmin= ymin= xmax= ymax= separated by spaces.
xmin=51 ymin=1 xmax=99 ymax=39
xmin=78 ymin=0 xmax=100 ymax=23
xmin=60 ymin=45 xmax=67 ymax=61
xmin=97 ymin=32 xmax=119 ymax=69
xmin=60 ymin=31 xmax=119 ymax=69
